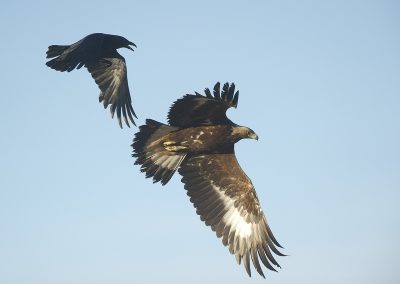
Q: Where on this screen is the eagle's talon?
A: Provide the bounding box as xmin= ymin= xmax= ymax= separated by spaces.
xmin=164 ymin=145 xmax=188 ymax=152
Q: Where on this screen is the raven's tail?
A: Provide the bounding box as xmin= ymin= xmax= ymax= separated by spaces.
xmin=45 ymin=45 xmax=84 ymax=72
xmin=132 ymin=119 xmax=186 ymax=185
xmin=46 ymin=45 xmax=69 ymax=58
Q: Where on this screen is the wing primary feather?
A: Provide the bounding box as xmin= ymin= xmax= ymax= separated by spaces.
xmin=213 ymin=82 xmax=221 ymax=99
xmin=258 ymin=246 xmax=278 ymax=272
xmin=266 ymin=237 xmax=286 ymax=257
xmin=227 ymin=83 xmax=235 ymax=102
xmin=243 ymin=251 xmax=251 ymax=277
xmin=103 ymin=96 xmax=110 ymax=108
xmin=129 ymin=104 xmax=138 ymax=119
xmin=235 ymin=253 xmax=241 ymax=265
xmin=233 ymin=91 xmax=239 ymax=107
xmin=126 ymin=105 xmax=136 ymax=126
xmin=110 ymin=103 xmax=117 ymax=118
xmin=266 ymin=222 xmax=285 ymax=249
xmin=122 ymin=105 xmax=130 ymax=127
xmin=251 ymin=247 xmax=265 ymax=278
xmin=116 ymin=106 xmax=122 ymax=128
xmin=204 ymin=88 xmax=212 ymax=98
xmin=222 ymin=82 xmax=229 ymax=102
xmin=262 ymin=242 xmax=281 ymax=267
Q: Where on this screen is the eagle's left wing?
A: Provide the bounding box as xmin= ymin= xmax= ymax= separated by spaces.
xmin=178 ymin=153 xmax=284 ymax=278
xmin=167 ymin=82 xmax=239 ymax=127
xmin=87 ymin=53 xmax=137 ymax=128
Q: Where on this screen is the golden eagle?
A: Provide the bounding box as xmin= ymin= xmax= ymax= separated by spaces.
xmin=45 ymin=33 xmax=137 ymax=128
xmin=132 ymin=82 xmax=284 ymax=277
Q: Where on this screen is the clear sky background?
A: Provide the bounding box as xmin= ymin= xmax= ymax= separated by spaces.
xmin=0 ymin=0 xmax=399 ymax=283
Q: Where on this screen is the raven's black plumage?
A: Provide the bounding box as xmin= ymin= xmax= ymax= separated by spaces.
xmin=46 ymin=33 xmax=137 ymax=128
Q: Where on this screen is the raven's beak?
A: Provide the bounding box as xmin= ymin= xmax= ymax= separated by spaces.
xmin=126 ymin=42 xmax=136 ymax=51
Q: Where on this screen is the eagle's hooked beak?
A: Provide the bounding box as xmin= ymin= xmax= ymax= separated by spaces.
xmin=249 ymin=132 xmax=259 ymax=141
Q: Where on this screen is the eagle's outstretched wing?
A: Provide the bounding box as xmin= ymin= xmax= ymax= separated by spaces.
xmin=87 ymin=54 xmax=137 ymax=128
xmin=179 ymin=153 xmax=284 ymax=278
xmin=167 ymin=82 xmax=239 ymax=127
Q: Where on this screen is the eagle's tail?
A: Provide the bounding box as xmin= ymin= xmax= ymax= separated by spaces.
xmin=132 ymin=119 xmax=186 ymax=185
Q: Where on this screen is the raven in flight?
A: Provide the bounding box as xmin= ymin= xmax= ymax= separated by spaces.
xmin=132 ymin=82 xmax=284 ymax=277
xmin=46 ymin=33 xmax=137 ymax=128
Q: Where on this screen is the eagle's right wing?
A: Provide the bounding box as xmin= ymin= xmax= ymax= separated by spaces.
xmin=178 ymin=153 xmax=284 ymax=278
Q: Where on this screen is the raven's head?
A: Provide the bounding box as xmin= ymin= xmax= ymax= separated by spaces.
xmin=111 ymin=35 xmax=136 ymax=51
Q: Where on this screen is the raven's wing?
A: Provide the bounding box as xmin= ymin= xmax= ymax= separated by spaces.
xmin=167 ymin=82 xmax=239 ymax=127
xmin=45 ymin=34 xmax=103 ymax=72
xmin=179 ymin=153 xmax=284 ymax=278
xmin=87 ymin=54 xmax=137 ymax=128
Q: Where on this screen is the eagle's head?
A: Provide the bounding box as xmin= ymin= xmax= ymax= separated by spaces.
xmin=231 ymin=126 xmax=259 ymax=142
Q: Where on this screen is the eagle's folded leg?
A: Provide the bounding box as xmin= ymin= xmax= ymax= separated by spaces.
xmin=163 ymin=141 xmax=188 ymax=152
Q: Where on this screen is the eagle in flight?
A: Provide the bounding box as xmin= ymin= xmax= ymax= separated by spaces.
xmin=45 ymin=33 xmax=137 ymax=128
xmin=132 ymin=82 xmax=284 ymax=277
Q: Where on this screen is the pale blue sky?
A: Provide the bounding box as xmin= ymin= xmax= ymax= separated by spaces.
xmin=0 ymin=0 xmax=399 ymax=283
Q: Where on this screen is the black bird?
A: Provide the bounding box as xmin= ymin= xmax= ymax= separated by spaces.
xmin=46 ymin=33 xmax=137 ymax=128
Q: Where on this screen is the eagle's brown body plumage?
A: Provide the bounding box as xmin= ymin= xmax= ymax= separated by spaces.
xmin=132 ymin=82 xmax=284 ymax=277
xmin=163 ymin=125 xmax=239 ymax=153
